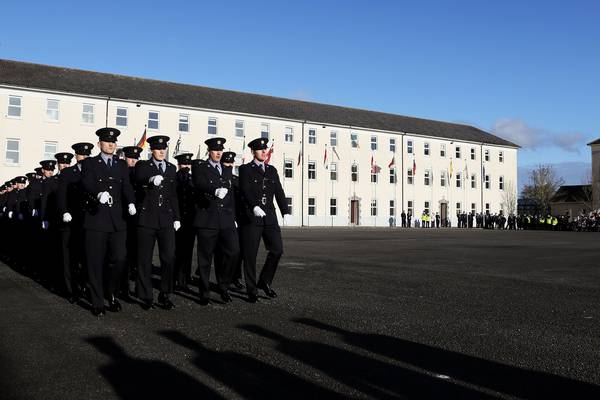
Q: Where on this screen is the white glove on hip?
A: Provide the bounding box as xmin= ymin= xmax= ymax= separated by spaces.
xmin=253 ymin=206 xmax=266 ymax=217
xmin=8 ymin=211 xmax=13 ymax=219
xmin=128 ymin=203 xmax=137 ymax=216
xmin=174 ymin=221 xmax=181 ymax=231
xmin=215 ymin=188 xmax=228 ymax=199
xmin=97 ymin=191 xmax=111 ymax=204
xmin=283 ymin=214 xmax=291 ymax=225
xmin=32 ymin=209 xmax=38 ymax=217
xmin=63 ymin=212 xmax=72 ymax=223
xmin=42 ymin=221 xmax=49 ymax=230
xmin=150 ymin=175 xmax=164 ymax=186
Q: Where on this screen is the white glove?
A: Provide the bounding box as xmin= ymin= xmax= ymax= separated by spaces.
xmin=42 ymin=221 xmax=49 ymax=230
xmin=128 ymin=203 xmax=137 ymax=216
xmin=32 ymin=209 xmax=38 ymax=217
xmin=8 ymin=211 xmax=13 ymax=219
xmin=215 ymin=188 xmax=228 ymax=199
xmin=97 ymin=191 xmax=111 ymax=204
xmin=283 ymin=214 xmax=290 ymax=225
xmin=253 ymin=206 xmax=266 ymax=217
xmin=2 ymin=207 xmax=5 ymax=212
xmin=63 ymin=212 xmax=72 ymax=223
xmin=174 ymin=221 xmax=181 ymax=231
xmin=234 ymin=221 xmax=238 ymax=228
xmin=150 ymin=175 xmax=164 ymax=186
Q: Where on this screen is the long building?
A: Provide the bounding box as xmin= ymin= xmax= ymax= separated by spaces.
xmin=0 ymin=59 xmax=518 ymax=227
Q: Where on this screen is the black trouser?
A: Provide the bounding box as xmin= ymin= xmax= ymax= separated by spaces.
xmin=196 ymin=227 xmax=240 ymax=298
xmin=85 ymin=229 xmax=127 ymax=309
xmin=122 ymin=220 xmax=137 ymax=295
xmin=175 ymin=224 xmax=195 ymax=286
xmin=241 ymin=224 xmax=283 ymax=295
xmin=214 ymin=227 xmax=243 ymax=284
xmin=61 ymin=224 xmax=85 ymax=296
xmin=136 ymin=226 xmax=175 ymax=303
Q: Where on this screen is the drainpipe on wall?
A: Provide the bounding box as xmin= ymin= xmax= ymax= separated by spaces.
xmin=301 ymin=121 xmax=306 ymax=227
xmin=105 ymin=97 xmax=111 ymax=126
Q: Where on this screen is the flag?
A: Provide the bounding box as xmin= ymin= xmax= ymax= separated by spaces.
xmin=412 ymin=158 xmax=416 ymax=175
xmin=371 ymin=156 xmax=381 ymax=173
xmin=323 ymin=145 xmax=328 ymax=169
xmin=449 ymin=159 xmax=453 ymax=178
xmin=136 ymin=127 xmax=147 ymax=149
xmin=388 ymin=155 xmax=395 ymax=169
xmin=265 ymin=142 xmax=274 ymax=164
xmin=482 ymin=165 xmax=486 ymax=181
xmin=332 ymin=146 xmax=340 ymax=161
xmin=195 ymin=144 xmax=202 ymax=160
xmin=296 ymin=148 xmax=302 ymax=166
xmin=241 ymin=137 xmax=246 ymax=163
xmin=173 ymin=134 xmax=182 ymax=156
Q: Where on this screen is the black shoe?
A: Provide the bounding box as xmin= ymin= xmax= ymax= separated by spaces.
xmin=247 ymin=293 xmax=259 ymax=303
xmin=92 ymin=307 xmax=105 ymax=316
xmin=258 ymin=281 xmax=278 ymax=298
xmin=220 ymin=290 xmax=232 ymax=303
xmin=158 ymin=293 xmax=175 ymax=310
xmin=67 ymin=295 xmax=78 ymax=304
xmin=232 ymin=279 xmax=245 ymax=290
xmin=198 ymin=296 xmax=210 ymax=306
xmin=141 ymin=301 xmax=154 ymax=311
xmin=107 ymin=297 xmax=122 ymax=312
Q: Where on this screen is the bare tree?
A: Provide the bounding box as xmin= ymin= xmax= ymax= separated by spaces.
xmin=580 ymin=167 xmax=593 ymax=211
xmin=501 ymin=180 xmax=517 ymax=215
xmin=521 ymin=164 xmax=564 ymax=213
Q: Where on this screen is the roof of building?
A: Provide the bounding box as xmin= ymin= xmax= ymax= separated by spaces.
xmin=551 ymin=185 xmax=592 ymax=203
xmin=587 ymin=138 xmax=600 ymax=145
xmin=0 ymin=59 xmax=518 ymax=148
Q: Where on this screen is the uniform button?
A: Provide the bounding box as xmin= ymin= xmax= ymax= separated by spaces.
xmin=109 ymin=186 xmax=113 ymax=189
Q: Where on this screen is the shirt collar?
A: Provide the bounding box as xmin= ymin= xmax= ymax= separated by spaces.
xmin=208 ymin=159 xmax=220 ymax=169
xmin=253 ymin=159 xmax=264 ymax=168
xmin=100 ymin=152 xmax=113 ymax=163
xmin=152 ymin=158 xmax=165 ymax=168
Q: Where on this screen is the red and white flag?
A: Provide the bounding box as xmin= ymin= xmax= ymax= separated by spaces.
xmin=265 ymin=142 xmax=274 ymax=164
xmin=323 ymin=146 xmax=328 ymax=169
xmin=388 ymin=155 xmax=395 ymax=169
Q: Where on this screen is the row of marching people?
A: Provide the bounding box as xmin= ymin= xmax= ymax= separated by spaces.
xmin=0 ymin=127 xmax=290 ymax=316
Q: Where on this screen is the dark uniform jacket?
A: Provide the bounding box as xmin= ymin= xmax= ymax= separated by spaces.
xmin=26 ymin=179 xmax=44 ymax=215
xmin=176 ymin=167 xmax=196 ymax=225
xmin=40 ymin=176 xmax=60 ymax=224
xmin=191 ymin=160 xmax=236 ymax=230
xmin=57 ymin=165 xmax=89 ymax=224
xmin=134 ymin=159 xmax=180 ymax=229
xmin=81 ymin=154 xmax=135 ymax=232
xmin=238 ymin=161 xmax=289 ymax=226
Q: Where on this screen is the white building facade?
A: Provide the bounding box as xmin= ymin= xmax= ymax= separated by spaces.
xmin=0 ymin=60 xmax=518 ymax=227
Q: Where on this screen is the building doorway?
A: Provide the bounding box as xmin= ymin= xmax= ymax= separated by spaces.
xmin=350 ymin=198 xmax=360 ymax=225
xmin=440 ymin=201 xmax=448 ymax=225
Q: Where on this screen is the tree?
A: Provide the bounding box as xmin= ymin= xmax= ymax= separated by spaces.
xmin=521 ymin=164 xmax=564 ymax=213
xmin=501 ymin=180 xmax=517 ymax=215
xmin=580 ymin=167 xmax=593 ymax=211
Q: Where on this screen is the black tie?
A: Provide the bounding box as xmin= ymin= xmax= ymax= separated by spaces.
xmin=107 ymin=157 xmax=112 ymax=168
xmin=159 ymin=162 xmax=164 ymax=174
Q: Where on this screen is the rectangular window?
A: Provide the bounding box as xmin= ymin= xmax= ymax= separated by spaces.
xmin=407 ymin=200 xmax=413 ymax=216
xmin=486 ymin=203 xmax=490 ymax=213
xmin=351 ymin=133 xmax=359 ymax=148
xmin=148 ymin=111 xmax=159 ymax=130
xmin=82 ymin=103 xmax=94 ymax=124
xmin=456 ymin=172 xmax=462 ymax=188
xmin=284 ymin=159 xmax=293 ymax=178
xmin=308 ymin=197 xmax=316 ymax=216
xmin=456 ymin=202 xmax=462 ymax=214
xmin=330 ymin=198 xmax=337 ymax=216
xmin=389 ymin=200 xmax=395 ymax=216
xmin=371 ymin=135 xmax=377 ymax=151
xmin=308 ymin=161 xmax=316 ymax=180
xmin=5 ymin=138 xmax=20 ymax=164
xmin=485 ymin=175 xmax=490 ymax=189
xmin=46 ymin=99 xmax=59 ymax=121
xmin=471 ymin=174 xmax=476 ymax=189
xmin=260 ymin=123 xmax=269 ymax=139
xmin=330 ymin=163 xmax=338 ymax=181
xmin=424 ymin=169 xmax=431 ymax=186
xmin=424 ymin=201 xmax=430 ymax=214
xmin=179 ymin=114 xmax=189 ymax=132
xmin=471 ymin=203 xmax=476 ymax=213
xmin=424 ymin=142 xmax=430 ymax=156
xmin=8 ymin=95 xmax=22 ymax=117
xmin=470 ymin=147 xmax=476 ymax=160
xmin=286 ymin=197 xmax=293 ymax=215
xmin=389 ymin=168 xmax=396 ymax=184
xmin=371 ymin=169 xmax=378 ymax=183
xmin=455 ymin=146 xmax=461 ymax=159
xmin=438 ymin=171 xmax=445 ymax=187
xmin=440 ymin=143 xmax=446 ymax=157
xmin=484 ymin=149 xmax=490 ymax=161
xmin=499 ymin=176 xmax=504 ymax=190
xmin=330 ymin=131 xmax=337 ymax=147
xmin=43 ymin=141 xmax=58 ymax=160
xmin=208 ymin=117 xmax=217 ymax=135
xmin=308 ymin=128 xmax=316 ymax=144
xmin=371 ymin=200 xmax=377 ymax=216
xmin=284 ymin=126 xmax=294 ymax=143
xmin=407 ymin=140 xmax=413 ymax=154
xmin=235 ymin=120 xmax=244 ymax=137
xmin=407 ymin=168 xmax=413 ymax=185
xmin=499 ymin=151 xmax=504 ymax=163
xmin=116 ymin=107 xmax=128 ymax=126
xmin=351 ymin=164 xmax=358 ymax=182
xmin=389 ymin=138 xmax=396 ymax=152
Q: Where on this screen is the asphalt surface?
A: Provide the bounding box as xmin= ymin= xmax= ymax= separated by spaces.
xmin=1 ymin=227 xmax=599 ymax=399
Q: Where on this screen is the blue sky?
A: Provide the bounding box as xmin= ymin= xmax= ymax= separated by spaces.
xmin=1 ymin=0 xmax=598 ymax=183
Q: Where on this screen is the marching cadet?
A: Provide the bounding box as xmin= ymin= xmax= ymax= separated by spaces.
xmin=239 ymin=138 xmax=290 ymax=303
xmin=81 ymin=127 xmax=137 ymax=316
xmin=39 ymin=159 xmax=59 ymax=288
xmin=12 ymin=176 xmax=29 ymax=269
xmin=192 ymin=137 xmax=239 ymax=304
xmin=57 ymin=144 xmax=92 ymax=304
xmin=173 ymin=152 xmax=195 ymax=291
xmin=26 ymin=167 xmax=45 ymax=277
xmin=134 ymin=135 xmax=180 ymax=310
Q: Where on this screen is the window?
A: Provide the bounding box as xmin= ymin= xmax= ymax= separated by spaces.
xmin=5 ymin=139 xmax=20 ymax=164
xmin=43 ymin=141 xmax=58 ymax=160
xmin=424 ymin=142 xmax=430 ymax=156
xmin=371 ymin=168 xmax=378 ymax=183
xmin=82 ymin=104 xmax=94 ymax=124
xmin=407 ymin=140 xmax=413 ymax=154
xmin=284 ymin=159 xmax=293 ymax=178
xmin=208 ymin=118 xmax=217 ymax=135
xmin=286 ymin=197 xmax=293 ymax=215
xmin=440 ymin=143 xmax=446 ymax=157
xmin=456 ymin=172 xmax=462 ymax=188
xmin=424 ymin=169 xmax=430 ymax=186
xmin=424 ymin=201 xmax=430 ymax=214
xmin=148 ymin=111 xmax=159 ymax=130
xmin=284 ymin=126 xmax=293 ymax=143
xmin=235 ymin=120 xmax=244 ymax=137
xmin=308 ymin=128 xmax=316 ymax=144
xmin=116 ymin=107 xmax=128 ymax=126
xmin=351 ymin=164 xmax=358 ymax=182
xmin=389 ymin=168 xmax=396 ymax=184
xmin=407 ymin=168 xmax=413 ymax=185
xmin=485 ymin=203 xmax=490 ymax=213
xmin=330 ymin=163 xmax=338 ymax=181
xmin=484 ymin=149 xmax=490 ymax=161
xmin=260 ymin=123 xmax=269 ymax=139
xmin=371 ymin=135 xmax=377 ymax=151
xmin=308 ymin=161 xmax=316 ymax=180
xmin=46 ymin=99 xmax=59 ymax=121
xmin=471 ymin=174 xmax=476 ymax=189
xmin=485 ymin=175 xmax=490 ymax=189
xmin=8 ymin=95 xmax=22 ymax=117
xmin=371 ymin=200 xmax=377 ymax=216
xmin=351 ymin=133 xmax=358 ymax=148
xmin=407 ymin=200 xmax=413 ymax=216
xmin=308 ymin=197 xmax=316 ymax=215
xmin=389 ymin=138 xmax=396 ymax=152
xmin=470 ymin=147 xmax=476 ymax=160
xmin=330 ymin=198 xmax=337 ymax=216
xmin=499 ymin=176 xmax=504 ymax=190
xmin=456 ymin=202 xmax=462 ymax=214
xmin=179 ymin=114 xmax=189 ymax=132
xmin=330 ymin=131 xmax=337 ymax=146
xmin=389 ymin=200 xmax=395 ymax=216
xmin=440 ymin=171 xmax=446 ymax=187
xmin=471 ymin=203 xmax=476 ymax=213
xmin=499 ymin=151 xmax=504 ymax=163
xmin=455 ymin=146 xmax=461 ymax=159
